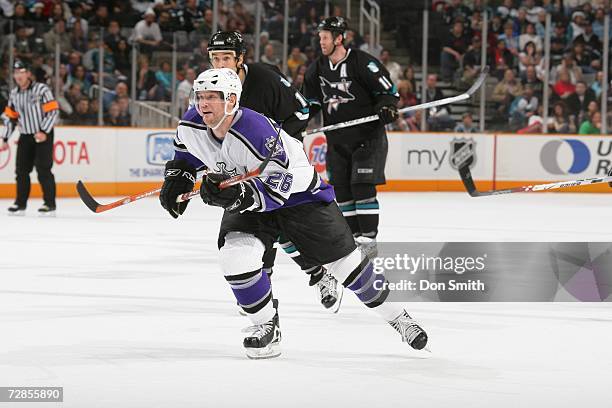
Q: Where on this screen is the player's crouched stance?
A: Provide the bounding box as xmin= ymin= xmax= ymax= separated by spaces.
xmin=159 ymin=68 xmax=427 ymax=359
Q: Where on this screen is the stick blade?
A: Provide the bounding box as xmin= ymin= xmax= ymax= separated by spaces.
xmin=458 ymin=165 xmax=481 ymax=197
xmin=76 ymin=180 xmax=102 ymax=212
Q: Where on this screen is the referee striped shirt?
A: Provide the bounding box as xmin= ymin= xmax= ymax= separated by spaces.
xmin=1 ymin=81 xmax=59 ymax=140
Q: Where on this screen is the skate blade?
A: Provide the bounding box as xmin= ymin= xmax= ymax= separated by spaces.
xmin=245 ymin=343 xmax=281 ymax=360
xmin=8 ymin=211 xmax=26 ymax=216
xmin=328 ymin=286 xmax=344 ymax=314
xmin=38 ymin=211 xmax=56 ymax=218
xmin=238 ymin=308 xmax=247 ymax=317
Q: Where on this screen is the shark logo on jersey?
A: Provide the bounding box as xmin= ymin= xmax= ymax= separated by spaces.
xmin=265 ymin=135 xmax=285 ymax=157
xmin=319 ymin=76 xmax=355 ymax=114
xmin=215 ymin=162 xmax=238 ymax=176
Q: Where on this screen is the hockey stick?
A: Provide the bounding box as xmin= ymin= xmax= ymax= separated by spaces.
xmin=176 ymin=121 xmax=283 ymax=203
xmin=301 ymin=66 xmax=489 ymax=137
xmin=77 ymin=122 xmax=284 ymax=213
xmin=458 ymin=165 xmax=612 ymax=197
xmin=76 ymin=181 xmax=162 ymax=213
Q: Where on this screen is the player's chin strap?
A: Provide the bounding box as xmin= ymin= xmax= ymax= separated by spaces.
xmin=209 ymin=97 xmax=238 ymax=130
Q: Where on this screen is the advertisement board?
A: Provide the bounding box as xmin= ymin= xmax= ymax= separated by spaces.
xmin=1 ymin=126 xmax=611 ymax=197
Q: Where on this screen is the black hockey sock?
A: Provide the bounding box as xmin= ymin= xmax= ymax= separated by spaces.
xmin=335 ymin=185 xmax=360 ymax=236
xmin=351 ymin=184 xmax=379 ymax=238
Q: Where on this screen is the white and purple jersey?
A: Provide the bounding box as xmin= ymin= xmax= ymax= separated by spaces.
xmin=174 ymin=107 xmax=335 ymax=212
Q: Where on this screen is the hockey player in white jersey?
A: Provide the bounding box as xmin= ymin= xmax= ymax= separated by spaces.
xmin=158 ymin=68 xmax=428 ymax=359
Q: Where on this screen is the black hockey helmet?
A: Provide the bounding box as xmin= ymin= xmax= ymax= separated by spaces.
xmin=317 ymin=16 xmax=348 ymax=39
xmin=13 ymin=60 xmax=30 ymax=72
xmin=207 ymin=31 xmax=246 ymax=59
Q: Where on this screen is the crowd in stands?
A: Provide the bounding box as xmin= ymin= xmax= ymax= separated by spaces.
xmin=0 ymin=0 xmax=610 ymax=134
xmin=428 ymin=0 xmax=611 ymax=133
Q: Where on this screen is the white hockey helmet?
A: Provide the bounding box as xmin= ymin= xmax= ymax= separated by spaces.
xmin=192 ymin=68 xmax=242 ymax=116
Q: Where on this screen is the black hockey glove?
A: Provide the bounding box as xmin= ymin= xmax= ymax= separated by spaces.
xmin=200 ymin=173 xmax=255 ymax=214
xmin=159 ymin=159 xmax=196 ymax=219
xmin=377 ymin=104 xmax=399 ymax=125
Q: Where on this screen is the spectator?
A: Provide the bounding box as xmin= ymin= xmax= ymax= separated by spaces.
xmin=552 ymin=69 xmax=576 ymax=100
xmin=154 ymin=60 xmax=172 ymax=101
xmin=575 ymin=21 xmax=602 ymax=58
xmin=521 ymin=65 xmax=543 ymax=98
xmin=112 ymin=39 xmax=130 ymax=77
xmin=579 ymin=111 xmax=601 ymax=134
xmin=105 ymin=101 xmax=130 ymax=126
xmin=454 ymin=112 xmax=478 ymax=133
xmin=497 ymin=0 xmax=518 ymax=22
xmin=70 ymin=20 xmax=87 ymax=53
xmin=43 ymin=18 xmax=71 ymax=55
xmin=441 ymin=21 xmax=469 ymax=81
xmin=444 ymin=0 xmax=472 ymax=25
xmin=137 ymin=55 xmax=157 ymax=100
xmin=379 ymin=49 xmax=402 ymax=86
xmin=550 ymin=53 xmax=583 ymax=84
xmin=182 ymin=0 xmax=203 ymax=33
xmin=287 ymin=46 xmax=307 ymax=78
xmin=66 ymin=64 xmax=92 ymax=95
xmin=104 ymin=20 xmax=125 ymax=53
xmin=572 ymin=40 xmax=599 ymax=73
xmin=103 ymin=81 xmax=129 ymax=110
xmin=261 ymin=43 xmax=281 ymax=69
xmin=424 ymin=74 xmax=454 ymax=130
xmin=397 ymin=80 xmax=417 ymax=109
xmin=547 ymin=101 xmax=575 ymax=134
xmin=91 ymin=42 xmax=115 ymax=75
xmin=197 ymin=8 xmax=215 ymax=36
xmin=89 ymin=5 xmax=111 ymax=29
xmin=66 ymin=97 xmax=97 ymax=125
xmin=177 ymin=67 xmax=196 ymax=113
xmin=492 ymin=39 xmax=513 ymax=80
xmin=67 ymin=3 xmax=88 ymax=39
xmin=406 ymin=109 xmax=423 ymax=132
xmin=498 ymin=21 xmax=520 ymax=60
xmin=512 ymin=7 xmax=529 ymax=36
xmin=402 ymin=65 xmax=417 ymax=91
xmin=510 ymin=84 xmax=538 ymax=129
xmin=550 ymin=22 xmax=569 ymax=65
xmin=116 ymin=95 xmax=131 ymax=123
xmin=132 ymin=8 xmax=163 ymax=57
xmin=492 ymin=68 xmax=523 ymax=117
xmin=590 ymin=71 xmax=604 ymax=99
xmin=65 ymin=82 xmax=84 ymax=110
xmin=359 ymin=33 xmax=382 ymax=58
xmin=568 ymin=10 xmax=586 ymax=41
xmin=566 ymin=80 xmax=596 ymax=123
xmin=592 ymin=8 xmax=607 ymax=41
xmin=518 ymin=23 xmax=542 ymax=52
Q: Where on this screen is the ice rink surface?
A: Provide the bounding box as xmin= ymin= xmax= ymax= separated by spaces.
xmin=1 ymin=192 xmax=611 ymax=408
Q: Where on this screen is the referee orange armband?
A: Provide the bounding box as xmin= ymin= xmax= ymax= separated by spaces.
xmin=42 ymin=100 xmax=59 ymax=113
xmin=3 ymin=106 xmax=19 ymax=119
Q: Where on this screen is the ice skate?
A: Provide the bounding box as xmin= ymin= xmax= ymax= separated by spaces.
xmin=7 ymin=204 xmax=25 ymax=216
xmin=389 ymin=310 xmax=428 ymax=350
xmin=355 ymin=236 xmax=378 ymax=259
xmin=38 ymin=204 xmax=56 ymax=217
xmin=242 ymin=311 xmax=281 ymax=359
xmin=314 ymin=271 xmax=343 ymax=313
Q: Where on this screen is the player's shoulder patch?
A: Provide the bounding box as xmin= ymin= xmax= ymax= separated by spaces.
xmin=367 ymin=61 xmax=380 ymax=73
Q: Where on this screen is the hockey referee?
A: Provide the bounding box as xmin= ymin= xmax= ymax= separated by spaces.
xmin=0 ymin=60 xmax=59 ymax=216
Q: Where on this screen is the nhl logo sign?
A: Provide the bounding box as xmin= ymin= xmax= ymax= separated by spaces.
xmin=449 ymin=138 xmax=476 ymax=170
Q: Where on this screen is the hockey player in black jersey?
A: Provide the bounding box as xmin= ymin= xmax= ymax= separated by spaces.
xmin=204 ymin=31 xmax=342 ymax=311
xmin=304 ymin=17 xmax=400 ymax=257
